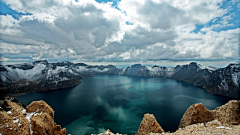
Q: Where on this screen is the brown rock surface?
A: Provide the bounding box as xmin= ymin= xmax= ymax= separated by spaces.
xmin=137 ymin=113 xmax=164 ymax=135
xmin=151 ymin=120 xmax=240 ymax=135
xmin=214 ymin=100 xmax=240 ymax=125
xmin=178 ymin=103 xmax=214 ymax=128
xmin=0 ymin=99 xmax=67 ymax=135
xmin=26 ymin=100 xmax=54 ymax=118
xmin=0 ymin=100 xmax=30 ymax=135
xmin=179 ymin=100 xmax=240 ymax=128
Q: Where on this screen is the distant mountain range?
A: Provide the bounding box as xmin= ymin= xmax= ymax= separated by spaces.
xmin=1 ymin=60 xmax=239 ymax=98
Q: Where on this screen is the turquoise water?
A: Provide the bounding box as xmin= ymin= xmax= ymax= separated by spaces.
xmin=17 ymin=75 xmax=232 ymax=134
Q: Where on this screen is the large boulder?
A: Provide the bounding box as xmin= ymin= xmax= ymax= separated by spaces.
xmin=178 ymin=103 xmax=214 ymax=128
xmin=0 ymin=100 xmax=31 ymax=135
xmin=26 ymin=100 xmax=54 ymax=118
xmin=214 ymin=100 xmax=240 ymax=125
xmin=0 ymin=98 xmax=67 ymax=135
xmin=137 ymin=113 xmax=164 ymax=135
xmin=179 ymin=100 xmax=240 ymax=128
xmin=139 ymin=100 xmax=240 ymax=135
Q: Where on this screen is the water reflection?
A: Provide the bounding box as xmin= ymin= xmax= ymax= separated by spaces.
xmin=17 ymin=75 xmax=232 ymax=135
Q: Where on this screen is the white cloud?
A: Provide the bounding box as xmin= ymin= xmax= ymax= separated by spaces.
xmin=119 ymin=0 xmax=226 ymax=29
xmin=0 ymin=0 xmax=239 ymax=64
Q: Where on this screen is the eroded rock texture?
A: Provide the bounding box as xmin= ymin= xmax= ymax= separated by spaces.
xmin=137 ymin=113 xmax=164 ymax=135
xmin=179 ymin=100 xmax=240 ymax=128
xmin=0 ymin=99 xmax=67 ymax=135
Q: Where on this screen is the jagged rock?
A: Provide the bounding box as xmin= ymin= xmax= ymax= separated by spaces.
xmin=144 ymin=100 xmax=240 ymax=135
xmin=94 ymin=100 xmax=239 ymax=135
xmin=151 ymin=120 xmax=240 ymax=135
xmin=178 ymin=103 xmax=214 ymax=128
xmin=179 ymin=100 xmax=240 ymax=128
xmin=214 ymin=100 xmax=240 ymax=125
xmin=4 ymin=96 xmax=18 ymax=103
xmin=137 ymin=113 xmax=164 ymax=135
xmin=1 ymin=96 xmax=26 ymax=111
xmin=26 ymin=101 xmax=54 ymax=118
xmin=0 ymin=99 xmax=67 ymax=135
xmin=0 ymin=101 xmax=30 ymax=135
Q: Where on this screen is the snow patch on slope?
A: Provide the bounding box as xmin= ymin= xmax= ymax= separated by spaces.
xmin=16 ymin=64 xmax=46 ymax=80
xmin=219 ymin=79 xmax=229 ymax=92
xmin=2 ymin=63 xmax=46 ymax=82
xmin=1 ymin=75 xmax=6 ymax=82
xmin=197 ymin=63 xmax=217 ymax=73
xmin=146 ymin=66 xmax=175 ymax=77
xmin=47 ymin=66 xmax=66 ymax=76
xmin=232 ymin=73 xmax=239 ymax=87
xmin=21 ymin=109 xmax=45 ymax=135
xmin=75 ymin=66 xmax=89 ymax=73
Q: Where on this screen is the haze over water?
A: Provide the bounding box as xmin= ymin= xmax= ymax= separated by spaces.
xmin=17 ymin=75 xmax=232 ymax=135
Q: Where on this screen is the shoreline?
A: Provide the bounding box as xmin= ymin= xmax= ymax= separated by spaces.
xmin=0 ymin=93 xmax=27 ymax=99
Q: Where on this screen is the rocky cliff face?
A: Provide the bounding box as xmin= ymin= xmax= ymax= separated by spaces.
xmin=203 ymin=62 xmax=240 ymax=98
xmin=120 ymin=64 xmax=175 ymax=78
xmin=0 ymin=97 xmax=67 ymax=135
xmin=172 ymin=62 xmax=240 ymax=98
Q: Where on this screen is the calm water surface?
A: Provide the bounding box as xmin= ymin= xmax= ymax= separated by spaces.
xmin=17 ymin=75 xmax=232 ymax=135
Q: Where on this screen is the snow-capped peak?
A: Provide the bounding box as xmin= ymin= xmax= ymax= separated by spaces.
xmin=196 ymin=63 xmax=217 ymax=71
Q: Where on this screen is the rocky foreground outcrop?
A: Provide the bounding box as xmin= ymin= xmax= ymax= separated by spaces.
xmin=137 ymin=100 xmax=240 ymax=135
xmin=137 ymin=114 xmax=164 ymax=135
xmin=179 ymin=100 xmax=240 ymax=128
xmin=0 ymin=97 xmax=67 ymax=135
xmin=95 ymin=100 xmax=239 ymax=135
xmin=151 ymin=120 xmax=240 ymax=135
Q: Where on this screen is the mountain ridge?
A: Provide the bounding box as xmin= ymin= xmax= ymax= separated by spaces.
xmin=1 ymin=60 xmax=239 ymax=98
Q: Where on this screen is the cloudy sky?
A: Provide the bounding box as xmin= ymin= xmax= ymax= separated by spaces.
xmin=0 ymin=0 xmax=239 ymax=67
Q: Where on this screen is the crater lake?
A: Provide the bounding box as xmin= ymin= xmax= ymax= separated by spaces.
xmin=17 ymin=74 xmax=232 ymax=135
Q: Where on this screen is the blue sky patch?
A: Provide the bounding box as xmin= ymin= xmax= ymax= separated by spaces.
xmin=0 ymin=1 xmax=31 ymax=19
xmin=126 ymin=21 xmax=133 ymax=25
xmin=95 ymin=0 xmax=121 ymax=9
xmin=192 ymin=0 xmax=240 ymax=34
xmin=192 ymin=24 xmax=205 ymax=34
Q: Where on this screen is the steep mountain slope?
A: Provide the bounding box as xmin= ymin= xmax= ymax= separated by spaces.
xmin=121 ymin=64 xmax=176 ymax=78
xmin=1 ymin=60 xmax=239 ymax=98
xmin=171 ymin=62 xmax=239 ymax=98
xmin=0 ymin=60 xmax=118 ymax=95
xmin=120 ymin=62 xmax=239 ymax=98
xmin=202 ymin=62 xmax=240 ymax=98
